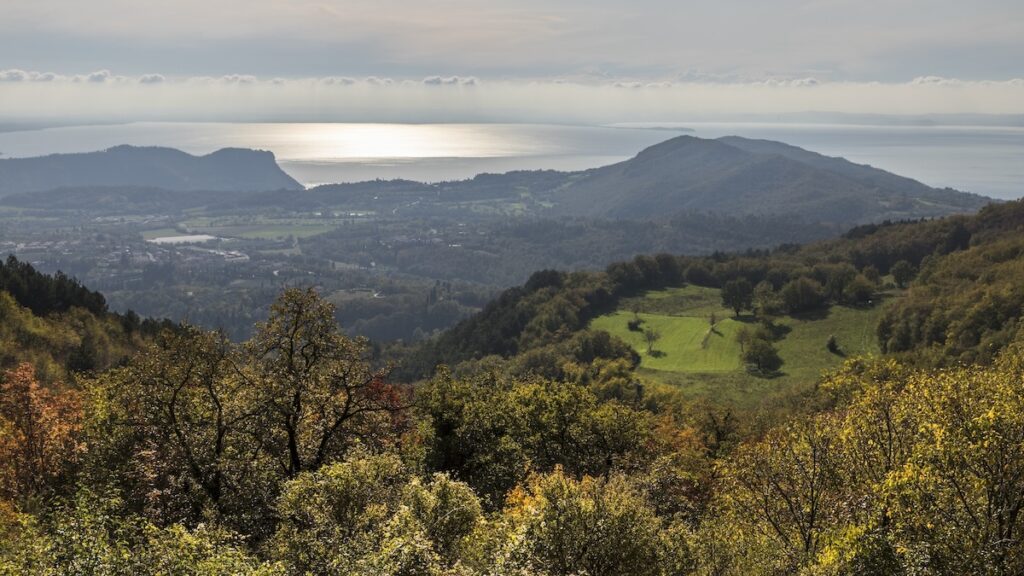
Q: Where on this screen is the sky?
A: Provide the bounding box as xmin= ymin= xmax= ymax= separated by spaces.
xmin=1 ymin=0 xmax=1023 ymax=123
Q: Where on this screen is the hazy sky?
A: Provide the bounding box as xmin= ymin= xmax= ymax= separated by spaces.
xmin=2 ymin=0 xmax=1023 ymax=123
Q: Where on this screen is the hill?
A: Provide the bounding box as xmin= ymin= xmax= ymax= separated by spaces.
xmin=544 ymin=135 xmax=990 ymax=225
xmin=404 ymin=199 xmax=1024 ymax=402
xmin=0 ymin=255 xmax=165 ymax=382
xmin=0 ymin=145 xmax=303 ymax=196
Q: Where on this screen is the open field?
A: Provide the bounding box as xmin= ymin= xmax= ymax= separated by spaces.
xmin=592 ymin=312 xmax=744 ymax=372
xmin=590 ymin=285 xmax=889 ymax=407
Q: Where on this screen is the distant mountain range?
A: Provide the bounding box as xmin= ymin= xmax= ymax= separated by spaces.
xmin=543 ymin=135 xmax=991 ymax=224
xmin=0 ymin=145 xmax=302 ymax=196
xmin=0 ymin=136 xmax=992 ymax=226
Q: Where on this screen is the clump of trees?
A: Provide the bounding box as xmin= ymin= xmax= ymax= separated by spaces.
xmin=707 ymin=349 xmax=1024 ymax=574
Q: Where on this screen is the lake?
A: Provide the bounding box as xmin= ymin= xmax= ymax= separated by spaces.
xmin=147 ymin=235 xmax=220 ymax=245
xmin=0 ymin=121 xmax=1021 ymax=198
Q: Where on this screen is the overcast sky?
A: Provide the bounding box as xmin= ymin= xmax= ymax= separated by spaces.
xmin=2 ymin=0 xmax=1023 ymax=122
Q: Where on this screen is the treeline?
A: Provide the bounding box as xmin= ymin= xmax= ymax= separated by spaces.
xmin=0 ymin=254 xmax=107 ymax=316
xmin=0 ymin=256 xmax=177 ymax=383
xmin=876 ymin=201 xmax=1024 ymax=365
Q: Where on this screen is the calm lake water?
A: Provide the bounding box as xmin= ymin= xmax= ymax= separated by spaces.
xmin=0 ymin=122 xmax=1021 ymax=198
xmin=146 ymin=234 xmax=220 ymax=245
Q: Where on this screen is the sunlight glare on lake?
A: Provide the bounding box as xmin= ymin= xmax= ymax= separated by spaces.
xmin=2 ymin=121 xmax=1022 ymax=195
xmin=278 ymin=123 xmax=544 ymax=160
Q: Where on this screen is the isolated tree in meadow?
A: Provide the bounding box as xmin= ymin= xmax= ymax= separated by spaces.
xmin=843 ymin=274 xmax=875 ymax=305
xmin=721 ymin=278 xmax=754 ymax=317
xmin=826 ymin=334 xmax=840 ymax=354
xmin=742 ymin=338 xmax=783 ymax=374
xmin=735 ymin=326 xmax=752 ymax=354
xmin=643 ymin=328 xmax=662 ymax=355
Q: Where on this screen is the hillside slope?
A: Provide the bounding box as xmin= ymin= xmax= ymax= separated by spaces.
xmin=0 ymin=145 xmax=303 ymax=196
xmin=0 ymin=255 xmax=162 ymax=382
xmin=546 ymin=135 xmax=990 ymax=225
xmin=405 ymin=199 xmax=1024 ymax=383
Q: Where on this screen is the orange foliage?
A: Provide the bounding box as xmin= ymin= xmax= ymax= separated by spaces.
xmin=0 ymin=363 xmax=83 ymax=501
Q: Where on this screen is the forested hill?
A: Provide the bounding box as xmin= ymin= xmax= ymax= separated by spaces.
xmin=545 ymin=135 xmax=990 ymax=224
xmin=402 ymin=198 xmax=1024 ymax=380
xmin=0 ymin=255 xmax=169 ymax=382
xmin=0 ymin=145 xmax=303 ymax=196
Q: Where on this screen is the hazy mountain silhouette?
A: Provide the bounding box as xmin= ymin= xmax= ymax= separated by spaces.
xmin=544 ymin=135 xmax=990 ymax=224
xmin=0 ymin=137 xmax=992 ymax=227
xmin=0 ymin=145 xmax=302 ymax=196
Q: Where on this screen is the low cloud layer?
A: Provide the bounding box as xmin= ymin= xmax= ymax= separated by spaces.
xmin=3 ymin=1 xmax=1022 ymax=83
xmin=2 ymin=70 xmax=1024 ymax=124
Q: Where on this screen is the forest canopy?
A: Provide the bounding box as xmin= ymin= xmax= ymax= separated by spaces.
xmin=5 ymin=200 xmax=1024 ymax=574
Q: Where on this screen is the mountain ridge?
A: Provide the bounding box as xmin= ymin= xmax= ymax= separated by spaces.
xmin=0 ymin=136 xmax=993 ymax=228
xmin=0 ymin=145 xmax=303 ymax=196
xmin=545 ymin=134 xmax=991 ymax=224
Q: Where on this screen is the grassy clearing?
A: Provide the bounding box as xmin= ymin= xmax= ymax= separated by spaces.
xmin=773 ymin=305 xmax=883 ymax=386
xmin=591 ymin=312 xmax=743 ymax=372
xmin=590 ymin=285 xmax=889 ymax=407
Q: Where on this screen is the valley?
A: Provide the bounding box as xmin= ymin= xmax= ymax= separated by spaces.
xmin=0 ymin=135 xmax=985 ymax=342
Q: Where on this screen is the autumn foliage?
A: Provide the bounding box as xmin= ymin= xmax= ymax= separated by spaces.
xmin=0 ymin=363 xmax=82 ymax=503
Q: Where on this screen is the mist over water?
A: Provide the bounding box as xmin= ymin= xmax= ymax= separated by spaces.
xmin=0 ymin=121 xmax=1021 ymax=198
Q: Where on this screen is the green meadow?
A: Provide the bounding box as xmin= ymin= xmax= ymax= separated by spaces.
xmin=590 ymin=285 xmax=888 ymax=407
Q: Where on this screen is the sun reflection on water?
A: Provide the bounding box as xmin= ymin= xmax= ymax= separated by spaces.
xmin=272 ymin=123 xmax=544 ymax=160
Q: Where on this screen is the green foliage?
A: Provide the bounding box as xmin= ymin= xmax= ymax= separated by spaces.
xmin=270 ymin=452 xmax=481 ymax=575
xmin=418 ymin=371 xmax=663 ymax=508
xmin=0 ymin=290 xmax=141 ymax=384
xmin=878 ymin=230 xmax=1024 ymax=365
xmin=0 ymin=488 xmax=279 ymax=575
xmin=741 ymin=338 xmax=783 ymax=375
xmin=0 ymin=255 xmax=107 ymax=317
xmin=11 ymin=200 xmax=1024 ymax=573
xmin=890 ymin=259 xmax=916 ymax=289
xmin=702 ymin=350 xmax=1024 ymax=574
xmin=84 ymin=287 xmax=407 ymax=537
xmin=721 ymin=278 xmax=753 ymax=317
xmin=491 ymin=469 xmax=667 ymax=576
xmin=780 ymin=277 xmax=826 ymax=314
